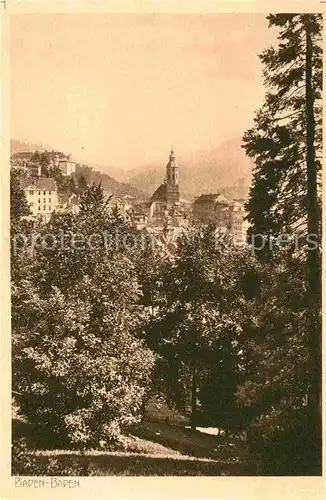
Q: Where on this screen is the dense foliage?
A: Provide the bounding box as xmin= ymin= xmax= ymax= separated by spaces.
xmin=12 ymin=184 xmax=155 ymax=449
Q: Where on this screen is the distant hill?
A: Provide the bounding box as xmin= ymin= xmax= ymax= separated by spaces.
xmin=124 ymin=138 xmax=252 ymax=200
xmin=75 ymin=164 xmax=147 ymax=200
xmin=11 ymin=139 xmax=127 ymax=182
xmin=11 ymin=139 xmax=147 ymax=201
xmin=84 ymin=162 xmax=127 ymax=183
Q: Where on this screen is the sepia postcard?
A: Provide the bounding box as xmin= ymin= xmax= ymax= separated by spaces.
xmin=1 ymin=0 xmax=325 ymax=498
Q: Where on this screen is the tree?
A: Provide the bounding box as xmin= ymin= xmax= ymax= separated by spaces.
xmin=68 ymin=176 xmax=77 ymax=194
xmin=77 ymin=175 xmax=88 ymax=194
xmin=10 ymin=170 xmax=30 ymax=227
xmin=143 ymin=224 xmax=250 ymax=431
xmin=243 ymin=14 xmax=322 ymax=254
xmin=236 ymin=250 xmax=320 ymax=474
xmin=12 ymin=261 xmax=155 ymax=449
xmin=40 ymin=151 xmax=51 ymax=173
xmin=78 ymin=182 xmax=107 ymax=213
xmin=241 ymin=14 xmax=322 ymax=473
xmin=30 ymin=151 xmax=40 ymax=164
xmin=10 ymin=170 xmax=33 ymax=282
xmin=12 ymin=184 xmax=156 ymax=449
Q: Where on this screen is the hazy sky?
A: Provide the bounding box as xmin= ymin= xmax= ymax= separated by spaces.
xmin=11 ymin=14 xmax=277 ymax=169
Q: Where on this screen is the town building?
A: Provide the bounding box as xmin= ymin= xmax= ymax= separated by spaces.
xmin=105 ymin=193 xmax=136 ymax=219
xmin=193 ymin=193 xmax=229 ymax=223
xmin=129 ymin=211 xmax=148 ymax=230
xmin=193 ymin=193 xmax=248 ymax=245
xmin=21 ymin=176 xmax=58 ymax=223
xmin=56 ymin=193 xmax=80 ymax=215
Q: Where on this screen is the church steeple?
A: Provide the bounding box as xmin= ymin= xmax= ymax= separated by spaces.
xmin=151 ymin=147 xmax=180 ymax=205
xmin=166 ymin=146 xmax=178 ymax=186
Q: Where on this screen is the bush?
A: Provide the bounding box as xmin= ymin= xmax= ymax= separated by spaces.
xmin=247 ymin=410 xmax=322 ymax=475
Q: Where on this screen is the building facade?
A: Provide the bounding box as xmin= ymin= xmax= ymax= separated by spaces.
xmin=21 ymin=177 xmax=58 ymax=223
xmin=58 ymin=159 xmax=76 ymax=176
xmin=53 ymin=154 xmax=76 ymax=176
xmin=193 ymin=193 xmax=248 ymax=244
xmin=193 ymin=194 xmax=229 ymax=223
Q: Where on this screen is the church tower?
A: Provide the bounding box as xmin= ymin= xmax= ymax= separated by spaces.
xmin=166 ymin=146 xmax=178 ymax=186
xmin=166 ymin=146 xmax=180 ymax=203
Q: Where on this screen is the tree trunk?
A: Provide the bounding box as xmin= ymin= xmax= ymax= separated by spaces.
xmin=305 ymin=18 xmax=322 ymax=443
xmin=190 ymin=361 xmax=197 ymax=431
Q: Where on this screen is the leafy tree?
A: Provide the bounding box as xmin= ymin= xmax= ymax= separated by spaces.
xmin=41 ymin=151 xmax=51 ymax=164
xmin=51 ymin=165 xmax=64 ymax=183
xmin=12 ymin=261 xmax=155 ymax=449
xmin=12 ymin=184 xmax=156 ymax=448
xmin=143 ymin=225 xmax=250 ymax=431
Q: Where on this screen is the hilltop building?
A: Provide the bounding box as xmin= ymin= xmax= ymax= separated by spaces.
xmin=54 ymin=154 xmax=76 ymax=176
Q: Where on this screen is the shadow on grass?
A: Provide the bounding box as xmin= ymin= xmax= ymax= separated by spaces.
xmin=14 ymin=452 xmax=232 ymax=476
xmin=12 ymin=419 xmax=255 ymax=476
xmin=128 ymin=422 xmax=254 ymax=475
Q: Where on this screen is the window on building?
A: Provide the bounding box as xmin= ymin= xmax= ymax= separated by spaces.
xmin=38 ymin=199 xmax=41 ymax=203
xmin=43 ymin=191 xmax=46 ymax=195
xmin=43 ymin=198 xmax=46 ymax=203
xmin=38 ymin=191 xmax=41 ymax=195
xmin=30 ymin=202 xmax=34 ymax=207
xmin=43 ymin=206 xmax=46 ymax=211
xmin=49 ymin=190 xmax=52 ymax=195
xmin=49 ymin=198 xmax=51 ymax=203
xmin=29 ymin=190 xmax=34 ymax=195
xmin=49 ymin=206 xmax=51 ymax=211
xmin=38 ymin=206 xmax=41 ymax=211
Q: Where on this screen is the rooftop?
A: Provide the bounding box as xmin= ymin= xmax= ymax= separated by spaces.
xmin=194 ymin=193 xmax=228 ymax=203
xmin=20 ymin=176 xmax=57 ymax=191
xmin=151 ymin=183 xmax=168 ymax=202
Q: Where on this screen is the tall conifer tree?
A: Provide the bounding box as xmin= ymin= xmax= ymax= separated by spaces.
xmin=242 ymin=14 xmax=322 ymax=454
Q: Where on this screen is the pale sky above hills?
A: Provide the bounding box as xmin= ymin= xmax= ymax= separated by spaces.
xmin=11 ymin=14 xmax=277 ymax=169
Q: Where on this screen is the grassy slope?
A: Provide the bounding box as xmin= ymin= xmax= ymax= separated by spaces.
xmin=14 ymin=422 xmax=254 ymax=476
xmin=13 ymin=399 xmax=254 ymax=475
